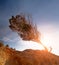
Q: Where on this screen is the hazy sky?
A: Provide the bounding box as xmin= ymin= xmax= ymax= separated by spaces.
xmin=0 ymin=0 xmax=59 ymax=55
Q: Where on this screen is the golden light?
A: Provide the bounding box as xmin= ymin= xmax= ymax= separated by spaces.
xmin=40 ymin=33 xmax=52 ymax=51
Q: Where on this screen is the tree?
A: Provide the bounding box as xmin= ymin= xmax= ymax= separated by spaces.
xmin=9 ymin=14 xmax=48 ymax=51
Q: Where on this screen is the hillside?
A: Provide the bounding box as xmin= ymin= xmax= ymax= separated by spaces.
xmin=0 ymin=46 xmax=59 ymax=65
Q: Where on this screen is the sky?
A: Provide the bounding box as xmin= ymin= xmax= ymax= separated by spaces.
xmin=0 ymin=0 xmax=59 ymax=55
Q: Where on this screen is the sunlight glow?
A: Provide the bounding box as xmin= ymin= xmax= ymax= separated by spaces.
xmin=38 ymin=25 xmax=59 ymax=55
xmin=40 ymin=33 xmax=53 ymax=51
xmin=41 ymin=34 xmax=51 ymax=47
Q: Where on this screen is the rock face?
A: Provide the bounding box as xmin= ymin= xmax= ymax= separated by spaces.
xmin=0 ymin=46 xmax=59 ymax=65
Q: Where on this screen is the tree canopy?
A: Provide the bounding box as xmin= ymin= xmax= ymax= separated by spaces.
xmin=9 ymin=15 xmax=41 ymax=43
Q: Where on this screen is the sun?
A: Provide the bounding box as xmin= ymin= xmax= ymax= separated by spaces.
xmin=40 ymin=33 xmax=52 ymax=51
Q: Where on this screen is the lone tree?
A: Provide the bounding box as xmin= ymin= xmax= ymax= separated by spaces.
xmin=9 ymin=14 xmax=48 ymax=51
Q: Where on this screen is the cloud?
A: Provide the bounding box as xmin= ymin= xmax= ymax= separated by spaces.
xmin=2 ymin=37 xmax=13 ymax=42
xmin=2 ymin=33 xmax=22 ymax=45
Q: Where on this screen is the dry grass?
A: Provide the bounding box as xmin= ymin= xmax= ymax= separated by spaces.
xmin=0 ymin=46 xmax=59 ymax=65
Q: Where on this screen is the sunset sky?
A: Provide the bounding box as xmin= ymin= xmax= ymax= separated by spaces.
xmin=0 ymin=0 xmax=59 ymax=55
